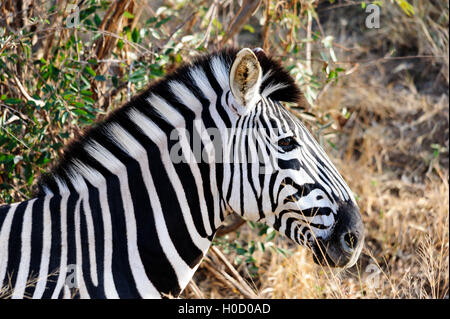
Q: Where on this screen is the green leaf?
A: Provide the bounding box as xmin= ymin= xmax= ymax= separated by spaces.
xmin=4 ymin=98 xmax=22 ymax=105
xmin=94 ymin=75 xmax=106 ymax=81
xmin=265 ymin=229 xmax=276 ymax=242
xmin=123 ymin=11 xmax=134 ymax=19
xmin=394 ymin=0 xmax=415 ymax=16
xmin=94 ymin=14 xmax=102 ymax=26
xmin=155 ymin=17 xmax=171 ymax=28
xmin=24 ymin=164 xmax=34 ymax=186
xmin=63 ymin=93 xmax=74 ymax=101
xmin=249 ymin=242 xmax=255 ymax=254
xmin=61 ymin=111 xmax=69 ymax=125
xmin=117 ymin=39 xmax=124 ymax=50
xmin=131 ymin=28 xmax=139 ymax=43
xmin=146 ymin=17 xmax=158 ymax=24
xmin=81 ymin=90 xmax=93 ymax=96
xmin=72 ymin=102 xmax=85 ymax=108
xmin=0 ymin=153 xmax=15 ymax=164
xmin=257 ymin=242 xmax=265 ymax=252
xmin=84 ymin=66 xmax=96 ymax=77
xmin=243 ymin=24 xmax=255 ymax=33
xmin=72 ymin=108 xmax=88 ymax=116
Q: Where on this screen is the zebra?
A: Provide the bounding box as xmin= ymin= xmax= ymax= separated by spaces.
xmin=0 ymin=47 xmax=364 ymax=299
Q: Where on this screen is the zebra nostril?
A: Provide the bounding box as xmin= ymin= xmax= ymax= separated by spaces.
xmin=341 ymin=232 xmax=358 ymax=252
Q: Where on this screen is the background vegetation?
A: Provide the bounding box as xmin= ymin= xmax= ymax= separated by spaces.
xmin=0 ymin=0 xmax=448 ymax=298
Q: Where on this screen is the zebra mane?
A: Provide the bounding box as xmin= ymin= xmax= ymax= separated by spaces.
xmin=36 ymin=48 xmax=304 ymax=196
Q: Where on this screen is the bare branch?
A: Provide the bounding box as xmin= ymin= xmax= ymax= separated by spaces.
xmin=220 ymin=0 xmax=262 ymax=47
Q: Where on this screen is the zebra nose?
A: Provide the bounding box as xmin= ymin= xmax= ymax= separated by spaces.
xmin=340 ymin=231 xmax=358 ymax=253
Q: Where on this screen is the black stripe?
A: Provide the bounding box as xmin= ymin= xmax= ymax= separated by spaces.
xmin=78 ymin=185 xmax=105 ymax=299
xmin=24 ymin=196 xmax=44 ymax=298
xmin=65 ymin=183 xmax=80 ymax=299
xmin=202 ymin=60 xmax=232 ymax=127
xmin=146 ymin=142 xmax=204 ymax=268
xmin=84 ymin=180 xmax=106 ymax=298
xmin=4 ymin=200 xmax=27 ymax=291
xmin=268 ymin=171 xmax=279 ymax=212
xmin=42 ymin=195 xmax=61 ymax=298
xmin=141 ymin=92 xmax=217 ymax=235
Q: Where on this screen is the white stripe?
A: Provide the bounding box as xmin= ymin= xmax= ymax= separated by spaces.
xmin=73 ymin=196 xmax=89 ymax=298
xmin=63 ymin=285 xmax=70 ymax=299
xmin=147 ymin=92 xmax=185 ymax=125
xmin=51 ymin=178 xmax=70 ymax=299
xmin=210 ymin=55 xmax=229 ymax=91
xmin=32 ymin=194 xmax=52 ymax=298
xmin=0 ymin=203 xmax=18 ymax=288
xmin=67 ymin=169 xmax=98 ymax=287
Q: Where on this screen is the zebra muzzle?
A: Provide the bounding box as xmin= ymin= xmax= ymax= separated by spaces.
xmin=310 ymin=202 xmax=364 ymax=268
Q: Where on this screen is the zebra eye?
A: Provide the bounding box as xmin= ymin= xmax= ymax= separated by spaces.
xmin=278 ymin=136 xmax=297 ymax=151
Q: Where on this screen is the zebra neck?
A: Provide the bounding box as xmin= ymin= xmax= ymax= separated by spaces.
xmin=66 ymin=151 xmax=219 ymax=297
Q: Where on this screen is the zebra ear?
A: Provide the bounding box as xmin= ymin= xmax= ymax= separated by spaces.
xmin=229 ymin=48 xmax=262 ymax=112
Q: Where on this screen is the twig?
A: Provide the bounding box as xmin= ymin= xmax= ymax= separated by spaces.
xmin=127 ymin=60 xmax=133 ymax=102
xmin=0 ymin=125 xmax=30 ymax=150
xmin=186 ymin=280 xmax=205 ymax=299
xmin=0 ymin=103 xmax=30 ymax=123
xmin=261 ymin=0 xmax=271 ymax=51
xmin=161 ymin=11 xmax=197 ymax=48
xmin=305 ymin=7 xmax=312 ymax=74
xmin=202 ymin=257 xmax=257 ymax=299
xmin=210 ymin=246 xmax=257 ymax=297
xmin=99 ymin=81 xmax=128 ymax=110
xmin=13 ymin=76 xmax=44 ymax=107
xmin=200 ymin=1 xmax=218 ymax=48
xmin=220 ymin=0 xmax=262 ymax=47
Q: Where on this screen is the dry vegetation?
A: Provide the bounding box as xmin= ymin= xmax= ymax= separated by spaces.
xmin=0 ymin=0 xmax=448 ymax=299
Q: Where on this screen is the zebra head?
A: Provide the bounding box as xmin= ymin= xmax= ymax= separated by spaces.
xmin=222 ymin=48 xmax=364 ymax=268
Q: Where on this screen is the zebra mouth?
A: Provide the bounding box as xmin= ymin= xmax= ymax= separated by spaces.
xmin=310 ymin=239 xmax=337 ymax=268
xmin=308 ymin=201 xmax=365 ymax=269
xmin=310 ymin=236 xmax=362 ymax=269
